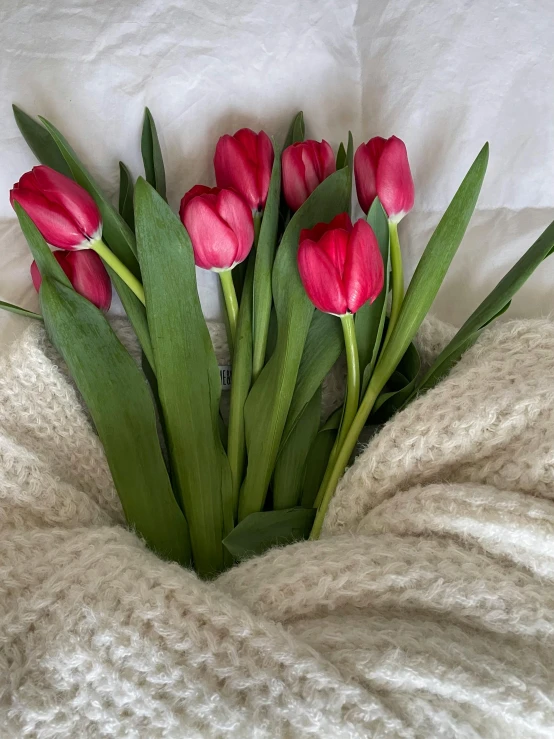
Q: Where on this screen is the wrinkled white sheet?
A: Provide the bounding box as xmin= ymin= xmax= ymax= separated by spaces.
xmin=1 ymin=0 xmax=553 ymax=347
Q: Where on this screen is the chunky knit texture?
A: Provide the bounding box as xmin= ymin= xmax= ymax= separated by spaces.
xmin=1 ymin=316 xmax=554 ymax=737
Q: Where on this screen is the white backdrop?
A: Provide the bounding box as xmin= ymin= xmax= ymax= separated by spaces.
xmin=1 ymin=0 xmax=553 ymax=345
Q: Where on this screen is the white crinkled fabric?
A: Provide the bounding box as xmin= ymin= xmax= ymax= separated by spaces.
xmin=1 ymin=315 xmax=554 ymax=738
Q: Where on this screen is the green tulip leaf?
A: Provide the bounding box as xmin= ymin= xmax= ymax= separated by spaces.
xmin=301 ymin=407 xmax=342 ymax=508
xmin=355 ymin=198 xmax=391 ymax=395
xmin=273 ymin=387 xmax=322 ymax=509
xmin=370 ymin=144 xmax=489 ymax=401
xmin=0 ymin=300 xmax=42 ymax=321
xmin=281 ymin=309 xmax=343 ymax=447
xmin=252 ymin=139 xmax=281 ymax=378
xmin=134 ymin=178 xmax=232 ymax=578
xmin=283 ymin=111 xmax=305 ymax=149
xmin=222 ymin=507 xmax=316 ymax=561
xmin=336 ymin=143 xmax=347 ymax=170
xmin=238 ymin=167 xmax=351 ymax=521
xmin=14 ymin=203 xmax=191 ymax=566
xmin=141 ymin=108 xmax=166 ymax=200
xmin=370 ymin=340 xmax=421 ymax=423
xmin=402 ymin=215 xmax=554 ymax=405
xmin=12 ymin=105 xmax=72 ymax=178
xmin=118 ymin=161 xmax=135 ymax=231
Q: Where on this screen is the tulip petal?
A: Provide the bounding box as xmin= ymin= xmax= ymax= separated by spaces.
xmin=216 ymin=189 xmax=254 ymax=265
xmin=183 ymin=197 xmax=239 ymax=270
xmin=64 ymin=250 xmax=112 ymax=311
xmin=234 ymin=128 xmax=259 ymax=163
xmin=319 ymin=140 xmax=336 ymax=179
xmin=180 ymin=185 xmax=219 ymax=217
xmin=299 ymin=212 xmax=352 ymax=245
xmin=317 ymin=228 xmax=350 ymax=278
xmin=31 ymin=165 xmax=101 ymax=238
xmin=282 ymin=145 xmax=310 ymax=212
xmin=214 ymin=135 xmax=258 ymax=211
xmin=11 ymin=187 xmax=87 ymax=250
xmin=298 ymin=238 xmax=347 ymax=315
xmin=343 ymin=219 xmax=384 ymax=313
xmin=256 ymin=130 xmax=274 ymax=208
xmin=301 ymin=143 xmax=322 ymax=194
xmin=376 ymin=136 xmax=415 ymax=220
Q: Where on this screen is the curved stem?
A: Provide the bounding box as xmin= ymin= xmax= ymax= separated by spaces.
xmin=219 ymin=270 xmax=239 ymax=353
xmin=313 ymin=314 xmax=360 ymax=510
xmin=90 ymin=239 xmax=145 ymax=305
xmin=338 ymin=313 xmax=360 ymax=447
xmin=310 ymin=376 xmax=381 ymax=540
xmin=385 ymin=220 xmax=403 ymax=346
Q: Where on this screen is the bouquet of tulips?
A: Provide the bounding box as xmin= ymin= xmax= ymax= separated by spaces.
xmin=3 ymin=106 xmax=553 ymax=578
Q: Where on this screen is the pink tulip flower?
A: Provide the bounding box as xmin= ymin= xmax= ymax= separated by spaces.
xmin=282 ymin=140 xmax=336 ymax=212
xmin=214 ymin=128 xmax=274 ymax=211
xmin=180 ymin=186 xmax=254 ymax=271
xmin=298 ymin=213 xmax=384 ymax=315
xmin=11 ymin=166 xmax=102 ymax=249
xmin=31 ymin=249 xmax=111 ymax=311
xmin=354 ymin=135 xmax=414 ymax=221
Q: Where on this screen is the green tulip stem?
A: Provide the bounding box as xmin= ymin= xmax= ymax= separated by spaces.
xmin=91 ymin=239 xmax=145 ymax=305
xmin=313 ymin=312 xmax=360 ymax=510
xmin=386 ymin=220 xmax=403 ymax=344
xmin=219 ymin=270 xmax=239 ymax=353
xmin=337 ymin=313 xmax=360 ymax=456
xmin=310 ymin=372 xmax=382 ymax=541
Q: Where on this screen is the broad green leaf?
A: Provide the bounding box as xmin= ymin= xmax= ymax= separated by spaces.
xmin=37 ymin=117 xmax=153 ymax=368
xmin=141 ymin=108 xmax=166 ymax=200
xmin=371 ymin=144 xmax=489 ymax=398
xmin=301 ymin=408 xmax=341 ymax=508
xmin=134 ymin=178 xmax=232 ymax=578
xmin=0 ymin=300 xmax=42 ymax=321
xmin=273 ymin=387 xmax=322 ymax=509
xmin=118 ymin=161 xmax=135 ymax=230
xmin=404 ymin=216 xmax=554 ymax=404
xmin=283 ymin=111 xmax=305 ymax=149
xmin=356 ymin=198 xmax=390 ymax=395
xmin=15 ymin=204 xmax=191 ymax=566
xmin=281 ymin=310 xmax=343 ymax=447
xmin=336 ymin=143 xmax=347 ymax=170
xmin=238 ymin=168 xmax=351 ymax=520
xmin=12 ymin=105 xmax=72 ymax=177
xmin=346 ymin=131 xmax=354 ymax=173
xmin=370 ymin=341 xmax=421 ymax=422
xmin=227 ymin=258 xmax=254 ymax=517
xmin=252 ymin=140 xmax=281 ymax=378
xmin=222 ymin=507 xmax=316 ymax=561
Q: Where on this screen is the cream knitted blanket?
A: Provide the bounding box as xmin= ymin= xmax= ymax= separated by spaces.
xmin=1 ymin=316 xmax=554 ymax=738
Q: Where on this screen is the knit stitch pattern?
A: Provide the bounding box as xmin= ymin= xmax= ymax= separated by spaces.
xmin=1 ymin=317 xmax=554 ymax=737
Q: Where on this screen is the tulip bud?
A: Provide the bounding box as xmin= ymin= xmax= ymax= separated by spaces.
xmin=180 ymin=186 xmax=254 ymax=271
xmin=297 ymin=213 xmax=384 ymax=316
xmin=281 ymin=140 xmax=336 ymax=212
xmin=214 ymin=128 xmax=274 ymax=212
xmin=11 ymin=166 xmax=102 ymax=250
xmin=31 ymin=249 xmax=112 ymax=311
xmin=354 ymin=136 xmax=414 ymax=222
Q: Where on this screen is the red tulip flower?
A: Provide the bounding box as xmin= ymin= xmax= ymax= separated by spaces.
xmin=298 ymin=213 xmax=384 ymax=316
xmin=31 ymin=249 xmax=112 ymax=311
xmin=282 ymin=140 xmax=336 ymax=212
xmin=354 ymin=136 xmax=414 ymax=221
xmin=11 ymin=166 xmax=102 ymax=250
xmin=214 ymin=128 xmax=274 ymax=212
xmin=180 ymin=185 xmax=254 ymax=271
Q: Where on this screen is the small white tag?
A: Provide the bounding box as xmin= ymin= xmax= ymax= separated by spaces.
xmin=219 ymin=365 xmax=232 ymax=390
